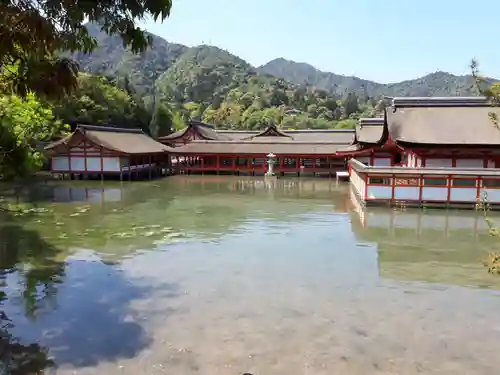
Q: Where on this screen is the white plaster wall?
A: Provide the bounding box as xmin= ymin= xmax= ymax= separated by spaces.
xmin=421 ymin=187 xmax=448 ymax=201
xmin=449 ymin=188 xmax=477 ymax=202
xmin=102 ymin=157 xmax=120 ymax=172
xmin=481 ymin=188 xmax=500 ymax=203
xmin=70 ymin=157 xmax=85 ymax=171
xmin=86 ymin=157 xmax=102 ymax=172
xmin=425 ymin=158 xmax=452 ymax=167
xmin=367 ymin=186 xmax=392 ymax=199
xmin=373 ymin=158 xmax=392 ymax=167
xmin=456 ymin=159 xmax=483 ymax=168
xmin=52 ymin=157 xmax=69 ymax=171
xmin=394 ymin=186 xmax=419 ymax=200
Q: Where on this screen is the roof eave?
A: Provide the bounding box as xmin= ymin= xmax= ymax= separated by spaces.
xmin=395 ymin=140 xmax=500 ymax=149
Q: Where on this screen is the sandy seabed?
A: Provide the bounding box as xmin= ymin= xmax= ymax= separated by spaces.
xmin=50 ymin=241 xmax=500 ymax=375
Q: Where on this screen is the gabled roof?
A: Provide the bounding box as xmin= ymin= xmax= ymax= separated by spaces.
xmin=169 ymin=124 xmax=355 ymax=155
xmin=386 ymin=97 xmax=500 ymax=147
xmin=159 ymin=120 xmax=230 ymax=141
xmin=356 ymin=118 xmax=386 ymax=144
xmin=161 ymin=122 xmax=356 ymax=144
xmin=286 ymin=129 xmax=355 ymax=143
xmin=336 ymin=117 xmax=386 ymax=154
xmin=170 ymin=140 xmax=348 ymax=155
xmin=391 ymin=96 xmax=490 ymax=108
xmin=46 ymin=125 xmax=172 ymax=154
xmin=217 ymin=130 xmax=258 ymax=139
xmin=243 ymin=124 xmax=292 ymax=139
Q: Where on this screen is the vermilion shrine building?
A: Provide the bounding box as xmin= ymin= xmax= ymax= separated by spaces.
xmin=45 ymin=96 xmax=500 ymax=209
xmin=348 ymin=97 xmax=500 ymax=207
xmin=159 ymin=121 xmax=355 ymax=176
xmin=45 ymin=125 xmax=172 ymax=180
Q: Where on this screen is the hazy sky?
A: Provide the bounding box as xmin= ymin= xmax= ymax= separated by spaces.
xmin=139 ymin=0 xmax=499 ymax=83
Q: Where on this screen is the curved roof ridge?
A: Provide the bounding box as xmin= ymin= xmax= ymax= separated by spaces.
xmin=244 ymin=123 xmax=292 ymax=139
xmin=77 ymin=124 xmax=144 ymax=134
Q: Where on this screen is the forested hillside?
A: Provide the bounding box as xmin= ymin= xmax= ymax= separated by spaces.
xmin=154 ymin=45 xmax=374 ymax=130
xmin=258 ymin=58 xmax=481 ymax=97
xmin=1 ymin=21 xmax=489 ymax=180
xmin=70 ymin=23 xmax=187 ymax=96
xmin=70 ymin=24 xmax=488 ymax=131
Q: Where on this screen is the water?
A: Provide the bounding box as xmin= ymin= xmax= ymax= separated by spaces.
xmin=1 ymin=176 xmax=500 ymax=375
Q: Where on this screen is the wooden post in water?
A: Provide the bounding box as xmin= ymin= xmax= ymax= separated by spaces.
xmin=148 ymin=155 xmax=152 ymax=180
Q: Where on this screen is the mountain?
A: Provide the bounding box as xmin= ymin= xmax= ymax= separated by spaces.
xmin=69 ymin=24 xmax=488 ymax=130
xmin=154 ymin=45 xmax=357 ymax=129
xmin=258 ymin=58 xmax=480 ymax=97
xmin=155 ymin=45 xmax=253 ymax=105
xmin=74 ymin=24 xmax=486 ymax=100
xmin=71 ymin=23 xmax=187 ymax=95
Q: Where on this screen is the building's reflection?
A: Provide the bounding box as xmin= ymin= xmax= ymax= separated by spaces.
xmin=169 ymin=175 xmax=343 ymax=200
xmin=349 ymin=188 xmax=500 ymax=288
xmin=52 ymin=185 xmax=123 ymax=203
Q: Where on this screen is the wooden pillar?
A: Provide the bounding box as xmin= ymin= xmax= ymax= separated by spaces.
xmin=128 ymin=155 xmax=132 ymax=181
xmin=66 ymin=144 xmax=71 ymax=179
xmin=83 ymin=141 xmax=88 ymax=178
xmin=149 ymin=154 xmax=152 ymax=180
xmin=119 ymin=156 xmax=123 ymax=181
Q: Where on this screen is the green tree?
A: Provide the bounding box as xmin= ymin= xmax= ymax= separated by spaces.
xmin=335 ymin=119 xmax=357 ymax=129
xmin=0 ymin=0 xmax=172 ymax=99
xmin=0 ymin=93 xmax=66 ymax=180
xmin=183 ymin=101 xmax=202 ymax=120
xmin=322 ymin=98 xmax=338 ymax=113
xmin=53 ymin=74 xmax=150 ymax=130
xmin=343 ymin=92 xmax=360 ymax=117
xmin=149 ymin=103 xmax=175 ymax=138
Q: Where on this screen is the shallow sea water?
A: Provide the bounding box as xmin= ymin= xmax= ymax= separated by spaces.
xmin=1 ymin=176 xmax=500 ymax=375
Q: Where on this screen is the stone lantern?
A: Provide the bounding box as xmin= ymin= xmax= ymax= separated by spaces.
xmin=265 ymin=152 xmax=277 ymax=177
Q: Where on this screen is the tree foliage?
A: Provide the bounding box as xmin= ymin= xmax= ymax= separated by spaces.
xmin=261 ymin=58 xmax=482 ymax=97
xmin=149 ymin=102 xmax=177 ymax=138
xmin=0 ymin=71 xmax=154 ymax=181
xmin=0 ymin=0 xmax=172 ymax=99
xmin=52 ymin=74 xmax=151 ymax=131
xmin=0 ymin=93 xmax=66 ymax=179
xmin=154 ymin=46 xmax=375 ymax=130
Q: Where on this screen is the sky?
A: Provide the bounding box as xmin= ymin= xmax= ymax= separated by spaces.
xmin=139 ymin=0 xmax=500 ymax=83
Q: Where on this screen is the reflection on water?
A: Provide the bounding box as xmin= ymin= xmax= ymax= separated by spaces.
xmin=349 ymin=188 xmax=500 ymax=288
xmin=1 ymin=176 xmax=500 ymax=374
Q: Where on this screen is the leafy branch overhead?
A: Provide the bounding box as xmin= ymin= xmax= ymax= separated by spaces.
xmin=471 ymin=59 xmax=500 ymax=127
xmin=0 ymin=0 xmax=172 ymax=99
